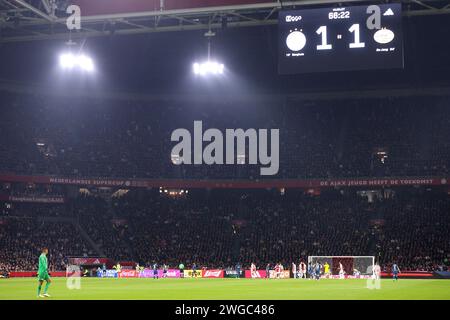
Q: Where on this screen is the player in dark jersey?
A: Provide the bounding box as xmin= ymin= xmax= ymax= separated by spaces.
xmin=392 ymin=263 xmax=401 ymax=281
xmin=192 ymin=263 xmax=197 ymax=278
xmin=315 ymin=262 xmax=322 ymax=280
xmin=307 ymin=262 xmax=313 ymax=279
xmin=153 ymin=263 xmax=159 ymax=279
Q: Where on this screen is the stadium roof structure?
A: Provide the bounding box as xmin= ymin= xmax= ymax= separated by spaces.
xmin=0 ymin=0 xmax=449 ymax=43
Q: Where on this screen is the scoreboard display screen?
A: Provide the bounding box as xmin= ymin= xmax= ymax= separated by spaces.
xmin=278 ymin=3 xmax=404 ymax=74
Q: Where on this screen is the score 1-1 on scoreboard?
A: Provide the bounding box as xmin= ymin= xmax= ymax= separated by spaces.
xmin=278 ymin=3 xmax=404 ymax=74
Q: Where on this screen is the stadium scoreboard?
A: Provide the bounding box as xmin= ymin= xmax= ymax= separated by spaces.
xmin=278 ymin=3 xmax=404 ymax=74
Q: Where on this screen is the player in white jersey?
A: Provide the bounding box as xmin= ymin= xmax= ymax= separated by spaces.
xmin=292 ymin=262 xmax=297 ymax=279
xmin=275 ymin=263 xmax=282 ymax=279
xmin=373 ymin=263 xmax=381 ymax=280
xmin=250 ymin=263 xmax=257 ymax=278
xmin=339 ymin=262 xmax=345 ymax=279
xmin=299 ymin=262 xmax=306 ymax=279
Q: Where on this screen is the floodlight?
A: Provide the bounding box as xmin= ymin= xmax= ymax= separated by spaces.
xmin=59 ymin=53 xmax=76 ymax=69
xmin=78 ymin=55 xmax=94 ymax=72
xmin=193 ymin=61 xmax=225 ymax=76
xmin=192 ymin=30 xmax=225 ymax=76
xmin=59 ymin=52 xmax=95 ymax=72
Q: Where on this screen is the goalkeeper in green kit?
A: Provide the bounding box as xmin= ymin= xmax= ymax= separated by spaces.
xmin=37 ymin=248 xmax=51 ymax=298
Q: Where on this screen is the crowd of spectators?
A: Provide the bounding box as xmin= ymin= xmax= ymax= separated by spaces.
xmin=0 ymin=91 xmax=449 ymax=180
xmin=71 ymin=194 xmax=131 ymax=261
xmin=111 ymin=191 xmax=237 ymax=268
xmin=236 ymin=192 xmax=372 ymax=267
xmin=0 ymin=189 xmax=448 ymax=273
xmin=0 ymin=90 xmax=449 ymax=274
xmin=0 ymin=216 xmax=92 ymax=272
xmin=376 ymin=194 xmax=450 ymax=271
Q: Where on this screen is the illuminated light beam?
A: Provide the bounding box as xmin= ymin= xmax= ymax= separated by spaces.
xmin=193 ymin=61 xmax=225 ymax=76
xmin=59 ymin=53 xmax=95 ymax=72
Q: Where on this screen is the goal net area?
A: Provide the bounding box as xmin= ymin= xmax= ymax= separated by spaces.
xmin=308 ymin=256 xmax=375 ymax=279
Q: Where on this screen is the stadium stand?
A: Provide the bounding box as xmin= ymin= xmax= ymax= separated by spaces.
xmin=0 ymin=90 xmax=449 ymax=274
xmin=0 ymin=216 xmax=92 ymax=272
xmin=0 ymin=91 xmax=449 ymax=179
xmin=0 ymin=188 xmax=448 ymax=273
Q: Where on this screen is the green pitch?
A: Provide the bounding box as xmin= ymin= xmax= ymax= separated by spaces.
xmin=0 ymin=278 xmax=449 ymax=300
